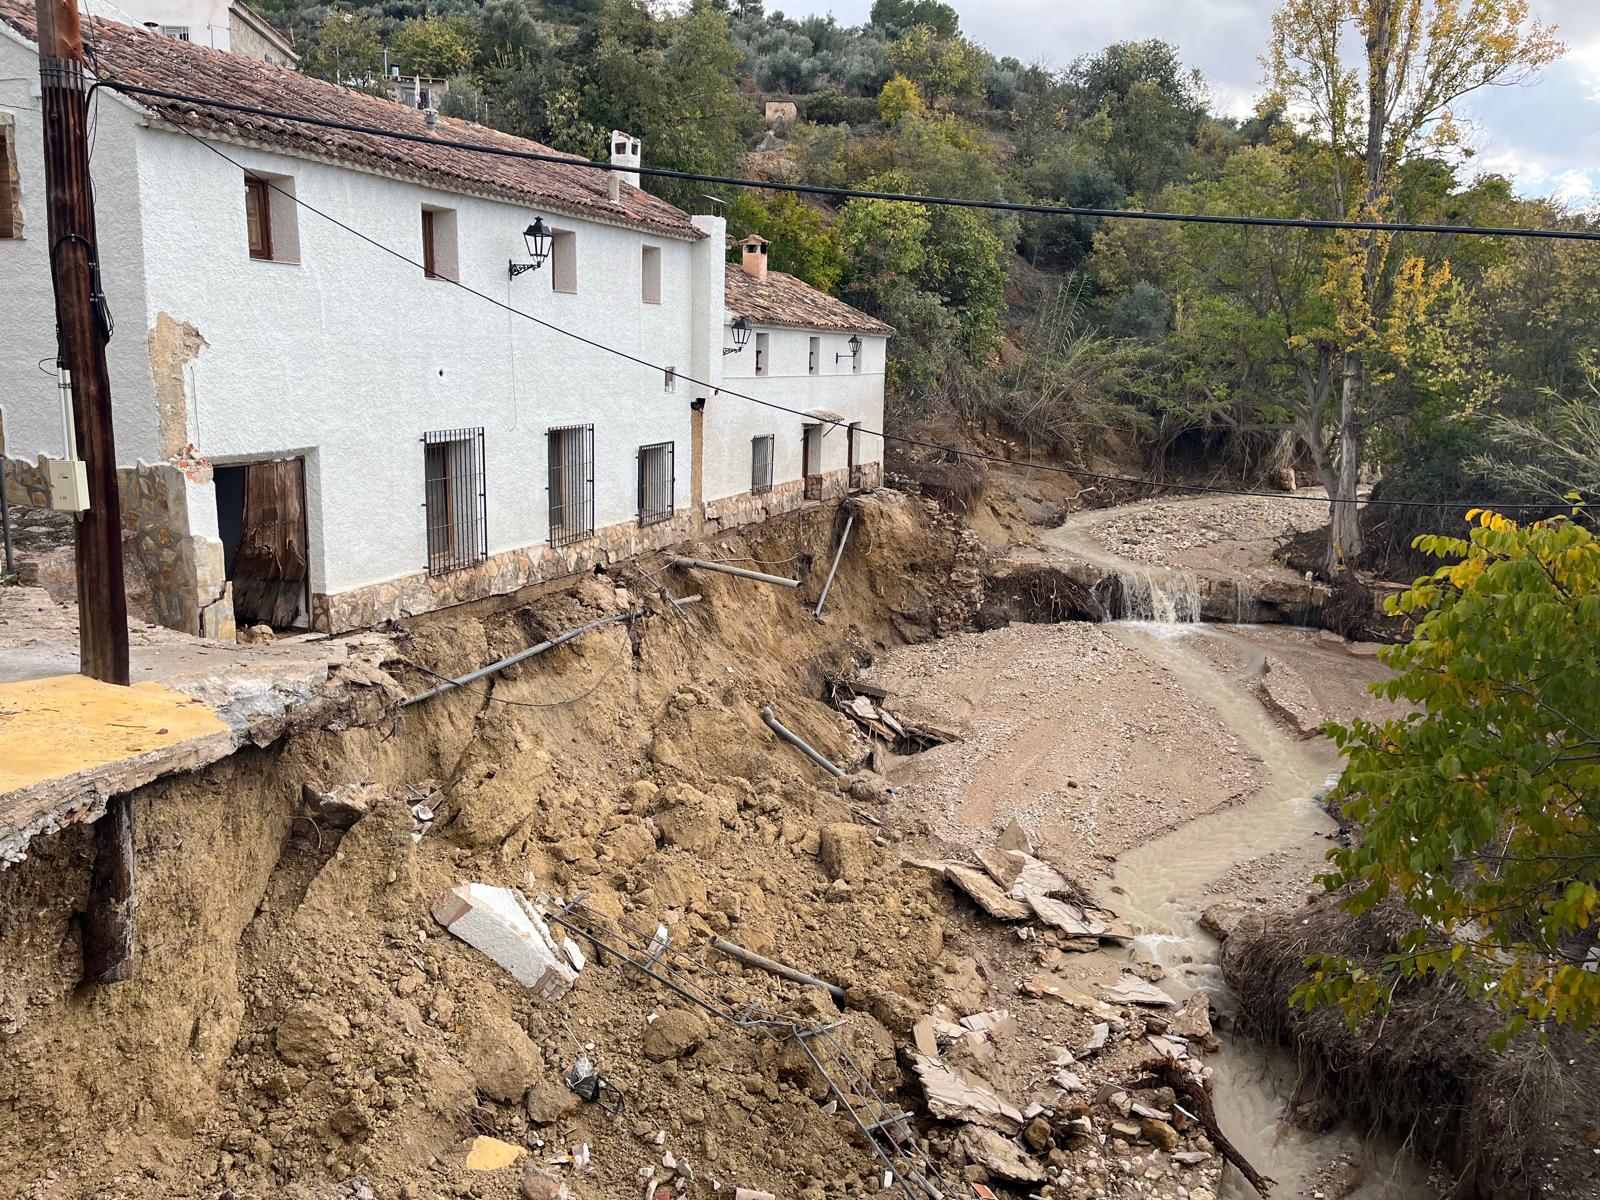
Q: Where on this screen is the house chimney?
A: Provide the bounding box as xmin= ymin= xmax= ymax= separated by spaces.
xmin=740 ymin=234 xmax=770 ymax=283
xmin=609 ymin=130 xmax=641 ymax=190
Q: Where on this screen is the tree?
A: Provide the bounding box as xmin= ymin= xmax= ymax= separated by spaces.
xmin=887 ymin=24 xmax=989 ymax=108
xmin=877 ymin=74 xmax=923 ymax=123
xmin=726 ymin=191 xmax=845 ymax=293
xmin=301 ymin=12 xmax=384 ymax=87
xmin=1265 ymin=0 xmax=1563 ymax=574
xmin=1305 ymin=509 xmax=1600 ymax=1037
xmin=869 ymin=0 xmax=958 ymax=39
xmin=837 ymin=194 xmax=929 ymax=312
xmin=393 ymin=13 xmax=477 ymax=78
xmin=1065 ymin=41 xmax=1205 ymax=195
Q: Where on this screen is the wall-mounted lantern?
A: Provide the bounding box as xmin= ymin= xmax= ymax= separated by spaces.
xmin=508 ymin=217 xmax=552 ymax=279
xmin=835 ymin=334 xmax=862 ymax=364
xmin=723 ymin=315 xmax=752 ymax=356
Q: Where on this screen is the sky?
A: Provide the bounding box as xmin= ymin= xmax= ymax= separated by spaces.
xmin=775 ymin=0 xmax=1600 ymax=208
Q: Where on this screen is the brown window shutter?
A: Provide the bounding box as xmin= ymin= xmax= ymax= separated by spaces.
xmin=422 ymin=209 xmax=437 ymax=278
xmin=245 ymin=176 xmax=271 ymax=260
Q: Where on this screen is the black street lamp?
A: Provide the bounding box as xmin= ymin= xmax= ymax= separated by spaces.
xmin=835 ymin=334 xmax=862 ymax=363
xmin=509 ymin=217 xmax=552 ymax=279
xmin=723 ymin=315 xmax=752 ymax=356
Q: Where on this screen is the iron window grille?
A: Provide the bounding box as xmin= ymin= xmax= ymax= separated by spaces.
xmin=423 ymin=427 xmax=487 ymax=576
xmin=752 ymin=434 xmax=774 ymax=495
xmin=548 ymin=423 xmax=596 ymax=546
xmin=637 ymin=441 xmax=675 ymax=526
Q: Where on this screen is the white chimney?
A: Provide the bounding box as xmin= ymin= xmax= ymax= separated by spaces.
xmin=609 ymin=130 xmax=641 ymax=190
xmin=740 ymin=234 xmax=770 ymax=283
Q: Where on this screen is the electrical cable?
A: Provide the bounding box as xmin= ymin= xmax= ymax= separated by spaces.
xmin=138 ymin=114 xmax=1572 ymax=514
xmin=91 ymin=78 xmax=1600 ymax=244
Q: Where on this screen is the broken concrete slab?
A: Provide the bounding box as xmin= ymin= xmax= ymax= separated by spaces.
xmin=910 ymin=1054 xmax=1023 ymax=1133
xmin=1081 ymin=1022 xmax=1109 ymax=1055
xmin=996 ymin=817 xmax=1032 ymax=855
xmin=911 ymin=1016 xmax=939 ymax=1059
xmin=1026 ymin=893 xmax=1108 ymax=939
xmin=1101 ymin=974 xmax=1176 ymax=1008
xmin=432 ymin=883 xmax=579 ymax=1000
xmin=955 ymin=1125 xmax=1047 ymax=1186
xmin=1146 ymin=1034 xmax=1188 ymax=1060
xmin=959 ymin=1009 xmax=1018 ymax=1041
xmin=943 ymin=864 xmax=1030 ymax=920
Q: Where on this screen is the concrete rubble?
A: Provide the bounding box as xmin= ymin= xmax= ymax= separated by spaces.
xmin=431 ymin=883 xmax=580 ymax=1000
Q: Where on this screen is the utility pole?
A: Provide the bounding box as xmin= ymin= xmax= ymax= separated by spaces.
xmin=35 ymin=0 xmax=135 ymax=983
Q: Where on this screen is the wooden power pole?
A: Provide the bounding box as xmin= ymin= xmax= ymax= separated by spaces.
xmin=35 ymin=0 xmax=135 ymax=983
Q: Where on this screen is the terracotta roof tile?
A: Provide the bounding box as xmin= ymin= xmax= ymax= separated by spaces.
xmin=724 ymin=263 xmax=893 ymax=336
xmin=0 ymin=0 xmax=702 ymax=239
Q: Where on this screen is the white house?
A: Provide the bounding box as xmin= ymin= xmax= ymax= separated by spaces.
xmin=90 ymin=0 xmax=297 ymax=65
xmin=0 ymin=1 xmax=888 ymax=638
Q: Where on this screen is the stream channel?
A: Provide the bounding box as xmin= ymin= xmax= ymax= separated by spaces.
xmin=1089 ymin=612 xmax=1433 ymax=1199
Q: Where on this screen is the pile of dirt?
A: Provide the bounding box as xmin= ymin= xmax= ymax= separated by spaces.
xmin=0 ymin=491 xmax=998 ymax=1200
xmin=1222 ymin=893 xmax=1600 ymax=1200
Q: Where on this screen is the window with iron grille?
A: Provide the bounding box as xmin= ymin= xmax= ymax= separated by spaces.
xmin=547 ymin=423 xmax=595 ymax=546
xmin=638 ymin=441 xmax=674 ymax=526
xmin=751 ymin=434 xmax=774 ymax=495
xmin=423 ymin=428 xmax=487 ymax=576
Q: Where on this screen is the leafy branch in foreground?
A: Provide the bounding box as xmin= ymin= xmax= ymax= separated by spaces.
xmin=1299 ymin=509 xmax=1600 ymax=1041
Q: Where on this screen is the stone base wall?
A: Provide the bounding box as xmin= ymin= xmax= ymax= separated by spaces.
xmin=315 ymin=467 xmax=884 ymax=634
xmin=314 ymin=506 xmax=701 ymax=633
xmin=0 ymin=447 xmax=227 ymax=639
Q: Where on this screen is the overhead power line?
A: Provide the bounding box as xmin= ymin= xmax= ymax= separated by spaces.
xmin=93 ymin=78 xmax=1600 ymax=243
xmin=127 ymin=105 xmax=1567 ymax=514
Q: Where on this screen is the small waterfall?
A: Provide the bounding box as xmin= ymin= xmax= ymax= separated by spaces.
xmin=1231 ymin=578 xmax=1258 ymax=625
xmin=1113 ymin=567 xmax=1201 ymax=624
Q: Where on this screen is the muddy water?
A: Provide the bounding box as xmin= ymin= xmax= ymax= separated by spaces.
xmin=1095 ymin=622 xmax=1434 ymax=1200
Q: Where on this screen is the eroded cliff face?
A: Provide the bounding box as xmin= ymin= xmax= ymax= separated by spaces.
xmin=0 ymin=491 xmax=984 ymax=1200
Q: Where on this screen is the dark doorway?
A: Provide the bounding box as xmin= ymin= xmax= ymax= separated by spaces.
xmin=215 ymin=457 xmax=309 ymax=629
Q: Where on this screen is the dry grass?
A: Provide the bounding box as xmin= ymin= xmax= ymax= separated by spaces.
xmin=1222 ymin=894 xmax=1599 ymax=1200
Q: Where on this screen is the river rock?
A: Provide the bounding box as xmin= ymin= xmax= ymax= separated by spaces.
xmin=1198 ymin=901 xmax=1250 ymax=941
xmin=1140 ymin=1118 xmax=1180 ymax=1151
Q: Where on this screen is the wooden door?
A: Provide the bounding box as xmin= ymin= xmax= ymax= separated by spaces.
xmin=232 ymin=457 xmax=308 ymax=628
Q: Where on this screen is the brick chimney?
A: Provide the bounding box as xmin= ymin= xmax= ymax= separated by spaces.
xmin=609 ymin=130 xmax=641 ymax=190
xmin=740 ymin=234 xmax=770 ymax=283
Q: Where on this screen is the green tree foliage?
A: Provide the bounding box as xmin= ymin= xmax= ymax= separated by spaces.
xmin=301 ymin=12 xmax=384 ymax=87
xmin=726 ymin=192 xmax=845 ymax=293
xmin=393 ymin=13 xmax=476 ymax=77
xmin=868 ymin=0 xmax=959 ymax=39
xmin=887 ymin=24 xmax=989 ymax=108
xmin=1305 ymin=509 xmax=1600 ymax=1037
xmin=877 ymin=74 xmax=923 ymax=123
xmin=1469 ymin=362 xmax=1600 ymax=512
xmin=1065 ymin=40 xmax=1204 ymax=195
xmin=581 ymin=0 xmax=754 ymax=206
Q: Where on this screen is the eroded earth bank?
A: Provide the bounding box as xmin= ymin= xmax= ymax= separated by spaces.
xmin=1 ymin=484 xmax=1585 ymax=1200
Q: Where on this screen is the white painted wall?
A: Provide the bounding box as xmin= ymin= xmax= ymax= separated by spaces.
xmin=103 ymin=0 xmax=233 ymax=49
xmin=134 ymin=132 xmax=702 ymax=595
xmin=704 ymin=323 xmax=886 ymax=503
xmin=1 ymin=15 xmax=886 ymax=615
xmin=0 ymin=35 xmax=162 ymax=472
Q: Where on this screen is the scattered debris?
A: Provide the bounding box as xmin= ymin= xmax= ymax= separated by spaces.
xmin=910 ymin=1054 xmax=1024 ymax=1133
xmin=955 ymin=1124 xmax=1048 ymax=1186
xmin=941 ymin=863 xmax=1031 ymax=920
xmin=1129 ymin=1057 xmax=1276 ymax=1198
xmin=1101 ymin=974 xmax=1176 ymax=1008
xmin=431 ymin=883 xmax=580 ymax=999
xmin=562 ymin=1054 xmax=624 ymax=1114
xmin=465 ymin=1136 xmax=526 ymax=1170
xmin=1081 ymin=1021 xmax=1109 ymax=1055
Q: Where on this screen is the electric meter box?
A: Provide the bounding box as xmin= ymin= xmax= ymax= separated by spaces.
xmin=46 ymin=458 xmax=90 ymax=513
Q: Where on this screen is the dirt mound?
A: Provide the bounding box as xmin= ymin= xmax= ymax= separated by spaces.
xmin=0 ymin=493 xmax=987 ymax=1199
xmin=1223 ymin=893 xmax=1600 ymax=1200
